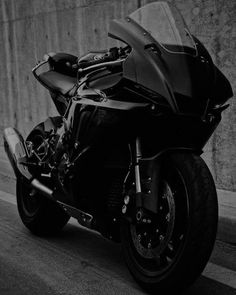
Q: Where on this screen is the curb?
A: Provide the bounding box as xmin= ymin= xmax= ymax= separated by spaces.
xmin=0 ymin=147 xmax=235 ymax=244
xmin=217 ymin=189 xmax=236 ymax=245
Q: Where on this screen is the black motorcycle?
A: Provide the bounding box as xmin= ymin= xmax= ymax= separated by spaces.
xmin=3 ymin=2 xmax=233 ymax=293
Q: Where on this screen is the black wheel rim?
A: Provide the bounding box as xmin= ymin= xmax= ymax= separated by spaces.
xmin=129 ymin=165 xmax=189 ymax=277
xmin=19 ymin=181 xmax=41 ymax=217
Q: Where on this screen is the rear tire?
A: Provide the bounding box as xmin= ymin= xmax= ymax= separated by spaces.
xmin=16 ymin=125 xmax=70 ymax=236
xmin=16 ymin=178 xmax=70 ymax=236
xmin=120 ymin=153 xmax=218 ymax=293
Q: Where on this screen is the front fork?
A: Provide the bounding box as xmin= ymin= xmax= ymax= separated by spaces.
xmin=124 ymin=137 xmax=161 ymax=221
xmin=134 ymin=137 xmax=143 ymax=207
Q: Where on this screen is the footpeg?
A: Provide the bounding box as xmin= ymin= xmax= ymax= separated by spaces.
xmin=57 ymin=201 xmax=94 ymax=228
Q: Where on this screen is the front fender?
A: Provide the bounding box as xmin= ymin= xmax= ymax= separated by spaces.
xmin=141 ymin=146 xmax=202 ymax=161
xmin=139 ymin=147 xmax=201 ymax=214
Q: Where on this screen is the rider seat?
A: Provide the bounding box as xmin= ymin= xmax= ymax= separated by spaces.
xmin=38 ymin=71 xmax=77 ymax=96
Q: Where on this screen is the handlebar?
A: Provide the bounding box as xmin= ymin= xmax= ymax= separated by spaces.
xmin=78 ymin=59 xmax=125 ymax=76
xmin=76 ymin=58 xmax=107 ymax=69
xmin=32 ymin=54 xmax=124 ymax=83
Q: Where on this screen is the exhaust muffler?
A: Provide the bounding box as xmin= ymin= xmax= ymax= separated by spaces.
xmin=3 ymin=127 xmax=32 ymax=180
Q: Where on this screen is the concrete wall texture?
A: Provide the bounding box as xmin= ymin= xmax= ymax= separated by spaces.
xmin=0 ymin=0 xmax=235 ymax=192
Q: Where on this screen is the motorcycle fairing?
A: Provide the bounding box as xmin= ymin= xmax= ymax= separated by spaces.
xmin=109 ymin=18 xmax=179 ymax=112
xmin=108 ymin=2 xmax=233 ymax=113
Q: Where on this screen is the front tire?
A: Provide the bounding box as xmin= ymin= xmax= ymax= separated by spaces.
xmin=121 ymin=153 xmax=218 ymax=293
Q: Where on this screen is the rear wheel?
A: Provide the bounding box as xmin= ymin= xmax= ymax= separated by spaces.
xmin=16 ymin=127 xmax=70 ymax=236
xmin=120 ymin=153 xmax=218 ymax=293
xmin=17 ymin=179 xmax=70 ymax=236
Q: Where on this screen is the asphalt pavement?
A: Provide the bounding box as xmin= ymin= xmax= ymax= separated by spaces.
xmin=0 ymin=190 xmax=235 ymax=295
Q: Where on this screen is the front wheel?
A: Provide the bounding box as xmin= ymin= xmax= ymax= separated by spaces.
xmin=120 ymin=153 xmax=218 ymax=293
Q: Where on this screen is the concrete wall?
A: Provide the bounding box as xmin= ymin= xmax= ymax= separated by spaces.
xmin=0 ymin=0 xmax=235 ymax=192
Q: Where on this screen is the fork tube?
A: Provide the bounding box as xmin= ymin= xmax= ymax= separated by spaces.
xmin=135 ymin=137 xmax=142 ymax=194
xmin=134 ymin=137 xmax=143 ymax=208
xmin=135 ymin=165 xmax=141 ymax=193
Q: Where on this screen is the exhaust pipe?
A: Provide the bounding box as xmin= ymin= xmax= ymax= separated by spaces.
xmin=3 ymin=127 xmax=54 ymax=200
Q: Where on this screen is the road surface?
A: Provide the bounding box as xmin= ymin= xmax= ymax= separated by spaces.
xmin=0 ymin=190 xmax=235 ymax=295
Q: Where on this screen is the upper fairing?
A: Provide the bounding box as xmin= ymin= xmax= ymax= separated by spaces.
xmin=108 ymin=1 xmax=233 ymax=112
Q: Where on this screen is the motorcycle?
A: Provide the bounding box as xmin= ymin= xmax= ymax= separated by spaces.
xmin=3 ymin=2 xmax=233 ymax=293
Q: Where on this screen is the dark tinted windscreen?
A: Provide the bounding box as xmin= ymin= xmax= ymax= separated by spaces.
xmin=129 ymin=2 xmax=197 ymax=55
